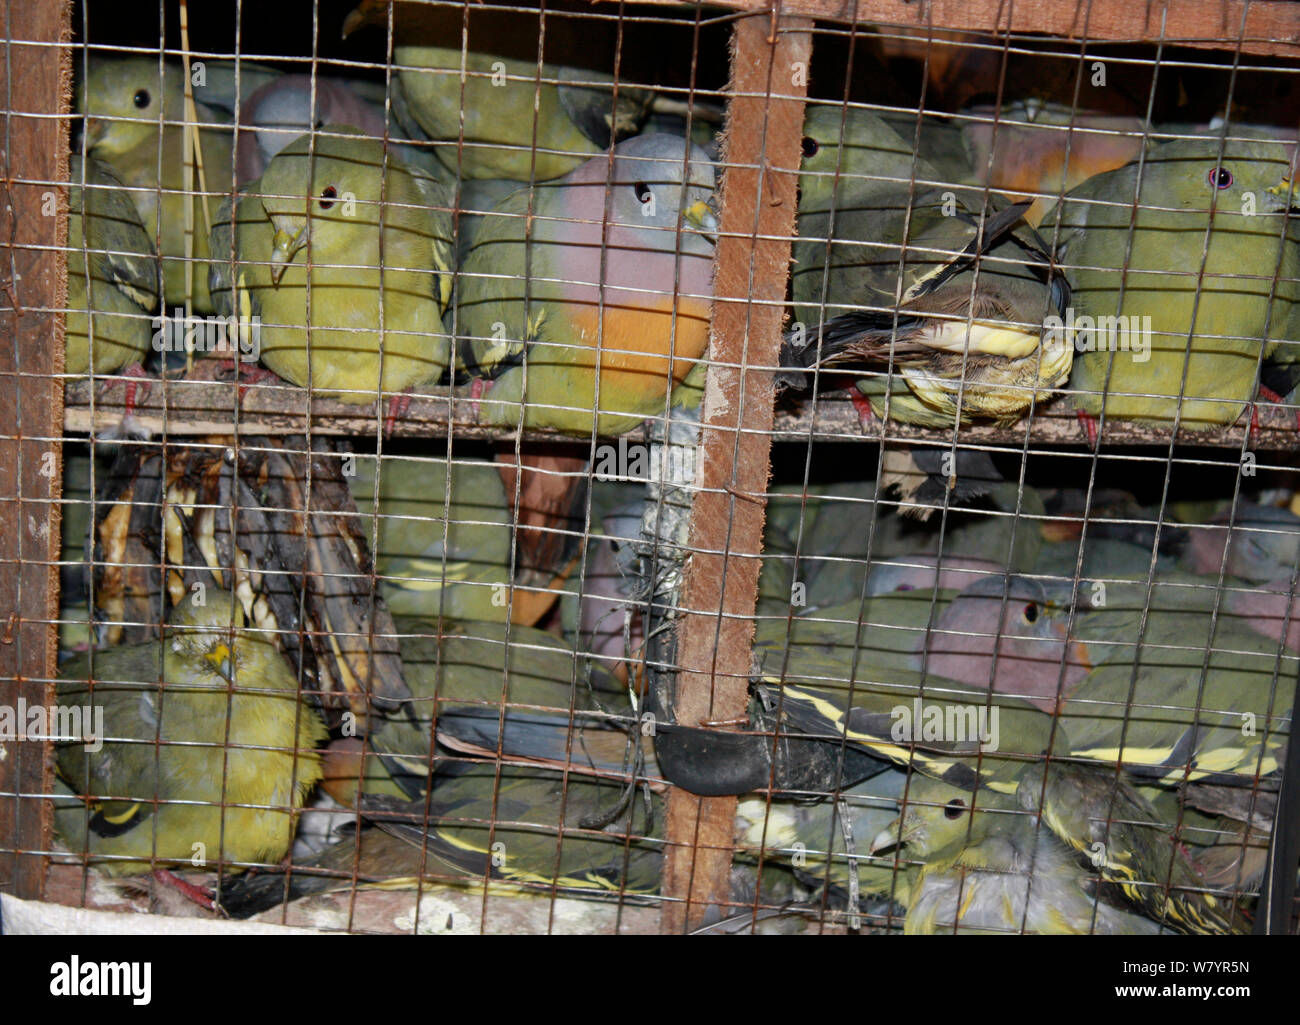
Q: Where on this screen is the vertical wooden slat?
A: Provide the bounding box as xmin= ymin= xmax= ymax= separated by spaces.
xmin=0 ymin=0 xmax=70 ymax=899
xmin=660 ymin=10 xmax=809 ymax=934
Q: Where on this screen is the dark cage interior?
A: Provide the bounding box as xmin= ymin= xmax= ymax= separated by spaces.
xmin=0 ymin=0 xmax=1297 ymax=935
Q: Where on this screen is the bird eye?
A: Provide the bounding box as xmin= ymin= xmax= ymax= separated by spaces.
xmin=133 ymin=89 xmax=150 ymax=109
xmin=1208 ymin=167 xmax=1233 ymax=189
xmin=318 ymin=185 xmax=338 ymax=210
xmin=943 ymin=799 xmax=967 ymax=819
xmin=801 ymin=136 xmax=819 ymax=158
xmin=633 ymin=182 xmax=653 ymax=205
xmin=1022 ymin=602 xmax=1039 ymax=624
xmin=314 ymin=119 xmax=325 ymax=131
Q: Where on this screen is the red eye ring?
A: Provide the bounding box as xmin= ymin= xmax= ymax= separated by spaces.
xmin=801 ymin=136 xmax=819 ymax=158
xmin=943 ymin=799 xmax=967 ymax=820
xmin=1023 ymin=602 xmax=1039 ymax=624
xmin=1208 ymin=167 xmax=1233 ymax=189
xmin=318 ymin=185 xmax=339 ymax=210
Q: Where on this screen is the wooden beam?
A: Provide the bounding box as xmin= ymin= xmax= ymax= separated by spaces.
xmin=65 ymin=375 xmax=1300 ymax=451
xmin=613 ymin=0 xmax=1300 ymax=59
xmin=0 ymin=0 xmax=71 ymax=900
xmin=660 ymin=11 xmax=811 ymax=934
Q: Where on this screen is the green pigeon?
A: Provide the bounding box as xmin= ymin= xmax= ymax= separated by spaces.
xmin=456 ymin=134 xmax=717 ymax=436
xmin=234 ymin=73 xmax=435 ymax=185
xmin=368 ymin=618 xmax=654 ymax=798
xmin=219 ymin=761 xmax=663 ymax=917
xmin=960 ymin=98 xmax=1146 ymax=227
xmin=1058 ymin=595 xmax=1296 ymax=787
xmin=77 ymin=57 xmax=280 ymax=311
xmin=759 ymin=479 xmax=1045 ymax=615
xmin=752 ymin=644 xmax=1061 ymax=796
xmin=1044 ymin=133 xmax=1300 ymax=433
xmin=735 ymin=770 xmax=914 ymax=908
xmin=1017 ymin=760 xmax=1248 ymax=934
xmin=54 ymin=590 xmax=327 ymax=877
xmin=65 ymin=155 xmax=160 ymax=377
xmin=755 ymin=573 xmax=1080 ymax=712
xmin=1180 ymin=501 xmax=1300 ymax=583
xmin=870 ymin=771 xmax=1163 ymax=934
xmin=344 ymin=0 xmax=654 ymax=182
xmin=796 ymin=103 xmax=972 ymax=218
xmin=348 ymin=453 xmax=513 ymax=622
xmin=785 ymin=104 xmax=1072 ymax=431
xmin=785 ymin=185 xmax=1072 ymax=429
xmin=209 ymin=128 xmax=455 ymax=406
xmin=751 ymin=643 xmax=1252 ymax=934
xmin=557 ymin=481 xmax=646 ymax=680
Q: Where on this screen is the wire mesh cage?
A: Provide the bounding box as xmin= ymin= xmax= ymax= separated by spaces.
xmin=1 ymin=0 xmax=1298 ymax=937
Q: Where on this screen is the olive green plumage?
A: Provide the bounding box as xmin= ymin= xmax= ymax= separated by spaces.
xmin=1017 ymin=761 xmax=1248 ymax=934
xmin=871 ymin=772 xmax=1162 ymax=934
xmin=54 ymin=590 xmax=327 ymax=876
xmin=209 ymin=128 xmax=455 ymax=402
xmin=796 ymin=104 xmax=971 ymax=217
xmin=789 ymin=190 xmax=1071 ymax=428
xmin=1059 ymin=594 xmax=1296 ymax=787
xmin=348 ymin=454 xmax=513 ymax=622
xmin=755 ymin=572 xmax=1079 ymax=713
xmin=1046 ymin=134 xmax=1300 ymax=428
xmin=456 ymin=134 xmax=717 ymax=436
xmin=348 ymin=0 xmax=654 ymax=182
xmin=65 ymin=155 xmax=160 ymax=376
xmin=758 ymin=479 xmax=1045 ymax=616
xmin=368 ymin=618 xmax=649 ymax=798
xmin=363 ymin=763 xmax=663 ymax=897
xmin=77 ymin=57 xmax=279 ymax=311
xmin=221 ymin=761 xmax=663 ymax=917
xmin=753 ymin=644 xmax=1257 ymax=933
xmin=787 ymin=104 xmax=1071 ymax=429
xmin=735 ymin=770 xmax=915 ymax=905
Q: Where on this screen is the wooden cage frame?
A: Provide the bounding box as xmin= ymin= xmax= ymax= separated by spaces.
xmin=3 ymin=0 xmax=1299 ymax=934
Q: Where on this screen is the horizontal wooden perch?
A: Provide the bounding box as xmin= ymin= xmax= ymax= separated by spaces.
xmin=613 ymin=0 xmax=1300 ymax=60
xmin=62 ymin=361 xmax=1300 ymax=452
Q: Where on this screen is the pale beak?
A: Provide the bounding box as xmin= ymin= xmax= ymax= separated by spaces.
xmin=683 ymin=198 xmax=719 ymax=242
xmin=270 ymin=226 xmax=308 ymax=284
xmin=869 ymin=823 xmax=901 ymax=856
xmin=206 ymin=642 xmax=234 ymax=680
xmin=1266 ymin=176 xmax=1299 ymax=210
xmin=83 ymin=117 xmax=105 ymax=149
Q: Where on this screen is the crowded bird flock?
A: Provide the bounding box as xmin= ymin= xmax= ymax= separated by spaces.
xmin=47 ymin=2 xmax=1300 ymax=933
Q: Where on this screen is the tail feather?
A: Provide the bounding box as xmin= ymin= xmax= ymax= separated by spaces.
xmin=778 ymin=311 xmax=927 ymax=393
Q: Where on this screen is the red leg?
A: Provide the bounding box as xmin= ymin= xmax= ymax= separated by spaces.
xmin=469 ymin=377 xmax=489 ymax=421
xmin=1256 ymin=383 xmax=1300 ymax=434
xmin=152 ymin=868 xmax=217 ymax=911
xmin=1249 ymin=401 xmax=1262 ymax=449
xmin=848 ymin=389 xmax=876 ymax=431
xmin=114 ymin=363 xmax=153 ymax=421
xmin=1076 ymin=409 xmax=1099 ymax=449
xmin=384 ymin=389 xmax=412 ymax=439
xmin=213 ymin=358 xmax=284 ymax=401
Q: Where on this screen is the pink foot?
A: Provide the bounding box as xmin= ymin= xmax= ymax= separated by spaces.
xmin=115 ymin=362 xmax=153 ymax=421
xmin=469 ymin=377 xmax=489 ymax=421
xmin=214 ymin=359 xmax=283 ymax=401
xmin=1076 ymin=409 xmax=1099 ymax=449
xmin=849 ymin=390 xmax=875 ymax=431
xmin=1257 ymin=383 xmax=1300 ymax=434
xmin=153 ymin=868 xmax=217 ymax=911
xmin=384 ymin=390 xmax=412 ymax=439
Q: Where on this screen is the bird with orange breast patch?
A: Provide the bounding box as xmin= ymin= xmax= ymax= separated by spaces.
xmin=456 ymin=134 xmax=718 ymax=436
xmin=961 ymin=99 xmax=1146 ymax=227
